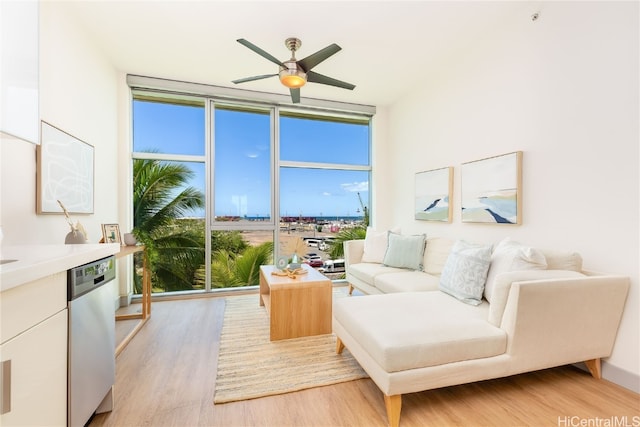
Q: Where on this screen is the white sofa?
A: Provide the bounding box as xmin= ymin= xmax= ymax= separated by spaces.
xmin=334 ymin=235 xmax=629 ymax=427
xmin=344 ymin=236 xmax=455 ymax=295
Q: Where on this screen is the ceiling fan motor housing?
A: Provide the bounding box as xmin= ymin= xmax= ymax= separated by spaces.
xmin=279 ymin=60 xmax=307 ymax=88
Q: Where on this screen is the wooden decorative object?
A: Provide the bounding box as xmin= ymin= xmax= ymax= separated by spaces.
xmin=271 ymin=267 xmax=308 ymax=279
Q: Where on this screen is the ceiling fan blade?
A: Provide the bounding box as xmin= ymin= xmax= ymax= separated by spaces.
xmin=236 ymin=39 xmax=285 ymax=67
xmin=297 ymin=43 xmax=341 ymax=72
xmin=307 ymin=71 xmax=355 ymax=90
xmin=232 ymin=74 xmax=277 ymax=84
xmin=290 ymin=88 xmax=300 ymax=104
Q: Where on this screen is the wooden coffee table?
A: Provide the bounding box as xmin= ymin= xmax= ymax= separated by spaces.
xmin=259 ymin=264 xmax=332 ymax=341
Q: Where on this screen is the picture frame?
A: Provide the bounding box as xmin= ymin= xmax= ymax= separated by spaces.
xmin=415 ymin=166 xmax=453 ymax=222
xmin=101 ymin=224 xmax=122 ymax=244
xmin=37 ymin=121 xmax=94 ymax=214
xmin=461 ymin=151 xmax=522 ymax=224
xmin=275 ymin=255 xmax=289 ymax=270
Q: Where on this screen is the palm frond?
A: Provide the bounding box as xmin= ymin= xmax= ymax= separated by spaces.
xmin=329 ymin=226 xmax=367 ymax=259
xmin=210 ymin=250 xmax=241 ymax=288
xmin=234 ymin=242 xmax=273 ymax=285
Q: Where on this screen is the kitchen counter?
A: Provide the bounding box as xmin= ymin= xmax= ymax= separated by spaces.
xmin=0 ymin=244 xmax=121 ymax=292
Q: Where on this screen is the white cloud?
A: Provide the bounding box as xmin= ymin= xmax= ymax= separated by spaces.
xmin=341 ymin=181 xmax=369 ymax=192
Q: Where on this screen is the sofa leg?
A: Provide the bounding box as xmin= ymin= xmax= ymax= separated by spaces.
xmin=585 ymin=358 xmax=601 ymax=379
xmin=348 ymin=284 xmax=354 ymax=295
xmin=336 ymin=337 xmax=345 ymax=354
xmin=383 ymin=394 xmax=402 ymax=427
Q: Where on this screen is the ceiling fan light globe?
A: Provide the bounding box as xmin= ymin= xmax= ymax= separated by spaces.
xmin=279 ymin=70 xmax=307 ymax=88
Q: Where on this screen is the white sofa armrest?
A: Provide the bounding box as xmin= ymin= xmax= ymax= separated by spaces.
xmin=500 ymin=275 xmax=629 ymax=372
xmin=344 ymin=239 xmax=365 ymax=267
xmin=488 ymin=270 xmax=586 ymax=326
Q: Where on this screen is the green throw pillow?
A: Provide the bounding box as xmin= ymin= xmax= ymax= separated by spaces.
xmin=382 ymin=232 xmax=426 ymax=271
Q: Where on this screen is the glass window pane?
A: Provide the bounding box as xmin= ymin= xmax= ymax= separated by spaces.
xmin=280 ymin=115 xmax=369 ymax=165
xmin=279 ymin=167 xmax=368 ymax=280
xmin=132 ymin=159 xmax=206 ymax=292
xmin=279 ymin=167 xmax=369 ymax=219
xmin=214 ymin=108 xmax=271 ymax=221
xmin=133 ymin=99 xmax=205 ymax=156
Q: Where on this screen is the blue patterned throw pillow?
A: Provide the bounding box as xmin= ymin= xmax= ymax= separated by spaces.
xmin=439 ymin=240 xmax=492 ymax=305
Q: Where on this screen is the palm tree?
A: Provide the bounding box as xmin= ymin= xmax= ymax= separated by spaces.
xmin=327 ymin=226 xmax=367 ymax=260
xmin=209 ymin=242 xmax=273 ymax=288
xmin=132 ymin=158 xmax=205 ymax=291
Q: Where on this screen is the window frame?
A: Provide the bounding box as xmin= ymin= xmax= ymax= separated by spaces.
xmin=129 ymin=77 xmax=373 ymax=293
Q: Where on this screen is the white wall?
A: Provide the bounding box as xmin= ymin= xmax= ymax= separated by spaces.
xmin=1 ymin=3 xmax=119 ymax=246
xmin=0 ymin=3 xmax=121 ymax=298
xmin=382 ymin=2 xmax=639 ymax=391
xmin=39 ymin=2 xmax=120 ymax=243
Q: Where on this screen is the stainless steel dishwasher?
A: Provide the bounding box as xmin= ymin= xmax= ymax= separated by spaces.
xmin=67 ymin=255 xmax=116 ymax=427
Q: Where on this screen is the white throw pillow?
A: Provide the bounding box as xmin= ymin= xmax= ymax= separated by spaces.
xmin=382 ymin=232 xmax=426 ymax=271
xmin=439 ymin=240 xmax=492 ymax=306
xmin=423 ymin=237 xmax=456 ymax=275
xmin=484 ymin=238 xmax=547 ymax=303
xmin=362 ymin=227 xmax=400 ymax=263
xmin=538 ymin=249 xmax=583 ymax=272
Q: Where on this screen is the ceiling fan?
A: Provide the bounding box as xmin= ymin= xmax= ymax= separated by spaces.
xmin=232 ymin=37 xmax=356 ymax=104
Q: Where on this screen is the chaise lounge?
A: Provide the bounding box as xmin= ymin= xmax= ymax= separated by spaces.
xmin=333 ymin=233 xmax=629 ymax=426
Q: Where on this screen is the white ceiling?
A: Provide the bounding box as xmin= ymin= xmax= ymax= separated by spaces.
xmin=60 ymin=1 xmax=536 ymax=107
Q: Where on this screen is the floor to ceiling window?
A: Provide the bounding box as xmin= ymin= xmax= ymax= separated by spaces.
xmin=130 ymin=84 xmax=372 ymax=294
xmin=278 ymin=111 xmax=370 ymax=280
xmin=208 ymin=103 xmax=275 ymax=290
xmin=132 ymin=95 xmax=207 ymax=293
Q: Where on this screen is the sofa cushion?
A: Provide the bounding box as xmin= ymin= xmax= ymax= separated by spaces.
xmin=484 ymin=238 xmax=547 ymax=303
xmin=423 ymin=237 xmax=455 ymax=275
xmin=348 ymin=262 xmax=407 ymax=285
xmin=374 ymin=271 xmax=440 ymax=293
xmin=539 ymin=249 xmax=583 ymax=271
xmin=333 ymin=292 xmax=505 ymax=373
xmin=439 ymin=240 xmax=492 ymax=305
xmin=362 ymin=227 xmax=400 ymax=263
xmin=382 ymin=232 xmax=426 ymax=271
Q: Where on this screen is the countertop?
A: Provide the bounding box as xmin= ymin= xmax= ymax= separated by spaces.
xmin=0 ymin=244 xmax=121 ymax=292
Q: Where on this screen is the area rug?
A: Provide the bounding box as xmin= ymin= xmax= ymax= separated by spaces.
xmin=213 ymin=290 xmax=368 ymax=404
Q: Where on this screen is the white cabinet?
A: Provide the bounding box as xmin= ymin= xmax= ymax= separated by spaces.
xmin=1 ymin=310 xmax=67 ymax=426
xmin=0 ymin=273 xmax=67 ymax=426
xmin=0 ymin=0 xmax=39 ymax=144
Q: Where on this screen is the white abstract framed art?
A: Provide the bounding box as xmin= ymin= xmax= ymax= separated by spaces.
xmin=37 ymin=121 xmax=94 ymax=214
xmin=461 ymin=151 xmax=522 ymax=224
xmin=415 ymin=166 xmax=453 ymax=222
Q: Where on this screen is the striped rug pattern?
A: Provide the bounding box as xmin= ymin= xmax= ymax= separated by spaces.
xmin=213 ymin=292 xmax=368 ymax=404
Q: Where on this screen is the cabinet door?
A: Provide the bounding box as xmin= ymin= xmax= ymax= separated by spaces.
xmin=0 ymin=0 xmax=39 ymax=143
xmin=1 ymin=309 xmax=67 ymax=426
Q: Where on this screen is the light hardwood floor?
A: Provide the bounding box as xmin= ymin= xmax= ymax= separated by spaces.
xmin=90 ymin=292 xmax=639 ymax=427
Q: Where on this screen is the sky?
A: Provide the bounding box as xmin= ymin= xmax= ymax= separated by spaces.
xmin=132 ymin=100 xmax=370 ymax=219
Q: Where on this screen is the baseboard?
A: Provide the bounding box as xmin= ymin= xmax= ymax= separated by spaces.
xmin=575 ymin=361 xmax=640 ymax=393
xmin=119 ymin=293 xmax=132 ymax=308
xmin=603 ymin=361 xmax=640 ymax=393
